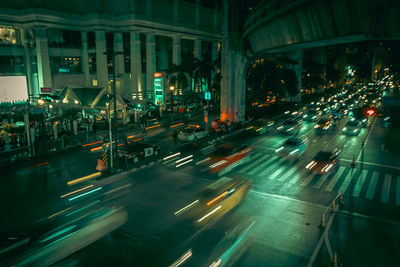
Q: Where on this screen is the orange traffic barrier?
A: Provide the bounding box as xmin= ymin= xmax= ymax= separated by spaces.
xmin=170 ymin=122 xmax=184 ymax=128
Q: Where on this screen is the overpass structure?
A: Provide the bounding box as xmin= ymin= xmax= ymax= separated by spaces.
xmin=220 ymin=0 xmax=400 ymax=122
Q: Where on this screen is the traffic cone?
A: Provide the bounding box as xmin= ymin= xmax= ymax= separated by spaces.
xmin=351 ymin=155 xmax=356 ymax=167
xmin=96 ymin=159 xmax=106 ymax=171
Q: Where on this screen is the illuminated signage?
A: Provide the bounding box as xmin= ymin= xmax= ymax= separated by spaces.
xmin=154 ymin=72 xmax=164 ymax=78
xmin=154 ymin=77 xmax=164 ymax=105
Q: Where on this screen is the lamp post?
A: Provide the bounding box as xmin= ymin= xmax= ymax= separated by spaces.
xmin=170 ymin=85 xmax=175 ymax=121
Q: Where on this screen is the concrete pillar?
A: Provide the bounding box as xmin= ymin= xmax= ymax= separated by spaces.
xmin=172 ymin=36 xmax=181 ymax=66
xmin=81 ymin=32 xmax=90 ymax=87
xmin=195 ymin=0 xmax=200 ymax=25
xmin=95 ymin=31 xmax=108 ymax=89
xmin=146 ymin=32 xmax=156 ymax=101
xmin=214 ymin=4 xmax=219 ymax=28
xmin=220 ymin=0 xmax=246 ymax=123
xmin=314 ymin=47 xmax=327 ymax=93
xmin=130 ymin=32 xmax=143 ymax=100
xmin=21 ymin=30 xmax=34 ymax=99
xmin=286 ymin=49 xmax=303 ymax=102
xmin=158 ymin=36 xmax=169 ymax=71
xmin=173 ymin=0 xmax=179 ymax=22
xmin=194 ymin=39 xmax=202 ymax=60
xmin=35 ymin=28 xmax=52 ymax=91
xmin=114 ymin=32 xmax=125 ymax=96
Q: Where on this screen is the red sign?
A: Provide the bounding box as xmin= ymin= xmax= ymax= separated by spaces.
xmin=154 ymin=72 xmax=163 ymax=78
xmin=41 ymin=87 xmax=52 ymax=93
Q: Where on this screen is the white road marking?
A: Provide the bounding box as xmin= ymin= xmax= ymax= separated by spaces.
xmin=351 ymin=170 xmax=368 ymax=198
xmin=269 ymin=163 xmax=290 ymax=180
xmin=239 ymin=154 xmax=271 ymax=174
xmin=246 ymin=154 xmax=277 ymax=175
xmin=287 ymin=167 xmax=309 ymax=185
xmin=325 ymin=166 xmax=346 ymax=191
xmin=365 ymin=172 xmax=379 ymax=200
xmin=312 ymin=172 xmax=329 ymax=189
xmin=380 ymin=174 xmax=392 ymax=203
xmin=340 ymin=159 xmax=400 ymax=171
xmin=356 ymin=117 xmax=377 ymax=162
xmin=301 ymin=172 xmax=316 ymax=187
xmin=277 ymin=165 xmax=298 ymax=182
xmin=257 ymin=157 xmax=285 ymax=177
xmin=337 ymin=169 xmax=355 ymax=194
xmin=396 ymin=176 xmax=400 ymax=206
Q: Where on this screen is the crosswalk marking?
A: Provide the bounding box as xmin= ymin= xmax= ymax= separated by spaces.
xmin=246 ymin=155 xmax=277 ymax=175
xmin=380 ymin=174 xmax=391 ymax=203
xmin=287 ymin=167 xmax=309 ymax=185
xmin=351 ymin=170 xmax=368 ymax=198
xmin=301 ymin=172 xmax=316 ymax=187
xmin=277 ymin=166 xmax=298 ymax=182
xmin=269 ymin=163 xmax=290 ymax=180
xmin=396 ymin=176 xmax=400 ymax=206
xmin=257 ymin=158 xmax=285 ymax=177
xmin=313 ymin=172 xmax=330 ymax=189
xmin=325 ymin=167 xmax=346 ymax=191
xmin=338 ymin=169 xmax=356 ymax=194
xmin=239 ymin=154 xmax=271 ymax=174
xmin=365 ymin=172 xmax=379 ymax=200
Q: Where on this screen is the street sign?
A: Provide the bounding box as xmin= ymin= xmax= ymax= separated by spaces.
xmin=204 ymin=91 xmax=211 ymax=100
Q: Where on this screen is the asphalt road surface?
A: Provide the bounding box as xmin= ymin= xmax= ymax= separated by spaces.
xmin=1 ymin=114 xmax=400 ymax=266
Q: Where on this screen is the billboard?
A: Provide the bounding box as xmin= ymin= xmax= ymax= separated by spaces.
xmin=0 ymin=76 xmax=28 ymax=103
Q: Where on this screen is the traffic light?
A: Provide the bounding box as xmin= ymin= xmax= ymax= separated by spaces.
xmin=366 ymin=108 xmax=375 ymax=116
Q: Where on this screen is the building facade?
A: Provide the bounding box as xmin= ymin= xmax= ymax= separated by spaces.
xmin=0 ymin=0 xmax=222 ymax=103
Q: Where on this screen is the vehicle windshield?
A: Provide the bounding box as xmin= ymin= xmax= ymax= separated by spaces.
xmin=346 ymin=121 xmax=359 ymax=127
xmin=284 ymin=139 xmax=300 ymax=146
xmin=182 ymin=128 xmax=195 ymax=133
xmin=314 ymin=151 xmax=332 ymax=161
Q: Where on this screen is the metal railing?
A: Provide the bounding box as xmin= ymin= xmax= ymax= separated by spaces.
xmin=308 ymin=192 xmax=343 ymax=267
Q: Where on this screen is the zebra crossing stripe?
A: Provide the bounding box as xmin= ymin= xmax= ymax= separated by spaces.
xmin=301 ymin=172 xmax=316 ymax=187
xmin=338 ymin=168 xmax=356 ymax=194
xmin=395 ymin=176 xmax=400 ymax=206
xmin=287 ymin=168 xmax=309 ymax=185
xmin=380 ymin=174 xmax=392 ymax=203
xmin=351 ymin=170 xmax=368 ymax=198
xmin=269 ymin=163 xmax=290 ymax=180
xmin=246 ymin=155 xmax=276 ymax=175
xmin=312 ymin=172 xmax=330 ymax=189
xmin=238 ymin=153 xmax=270 ymax=174
xmin=277 ymin=165 xmax=297 ymax=182
xmin=365 ymin=172 xmax=379 ymax=200
xmin=257 ymin=158 xmax=285 ymax=177
xmin=325 ymin=166 xmax=346 ymax=191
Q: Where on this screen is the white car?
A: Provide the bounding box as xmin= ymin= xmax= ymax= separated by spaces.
xmin=178 ymin=126 xmax=209 ymax=142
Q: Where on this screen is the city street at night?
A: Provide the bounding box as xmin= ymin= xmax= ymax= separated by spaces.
xmin=1 ymin=0 xmax=400 ymax=266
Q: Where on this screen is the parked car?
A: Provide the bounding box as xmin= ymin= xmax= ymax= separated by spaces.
xmin=118 ymin=142 xmax=159 ymax=163
xmin=178 ymin=125 xmax=209 ymax=142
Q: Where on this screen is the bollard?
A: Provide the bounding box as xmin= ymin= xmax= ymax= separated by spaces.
xmin=338 ymin=193 xmax=343 ymax=205
xmin=351 ymin=155 xmax=356 ymax=167
xmin=331 ymin=200 xmax=335 ymax=213
xmin=332 ymin=252 xmax=338 ymax=267
xmin=319 ymin=213 xmax=326 ymax=228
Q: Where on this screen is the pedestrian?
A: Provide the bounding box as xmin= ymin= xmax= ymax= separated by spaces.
xmin=173 ymin=130 xmax=178 ymax=146
xmin=361 ymin=139 xmax=365 ymax=149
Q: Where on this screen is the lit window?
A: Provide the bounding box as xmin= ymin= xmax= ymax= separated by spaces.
xmin=93 ymin=79 xmax=98 ymax=86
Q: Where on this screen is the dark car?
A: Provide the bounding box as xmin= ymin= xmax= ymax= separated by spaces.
xmin=118 ymin=143 xmax=159 ymax=163
xmin=305 ymin=149 xmax=340 ymax=174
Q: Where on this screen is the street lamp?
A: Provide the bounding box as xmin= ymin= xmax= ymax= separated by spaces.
xmin=170 ymin=85 xmax=175 ymax=120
